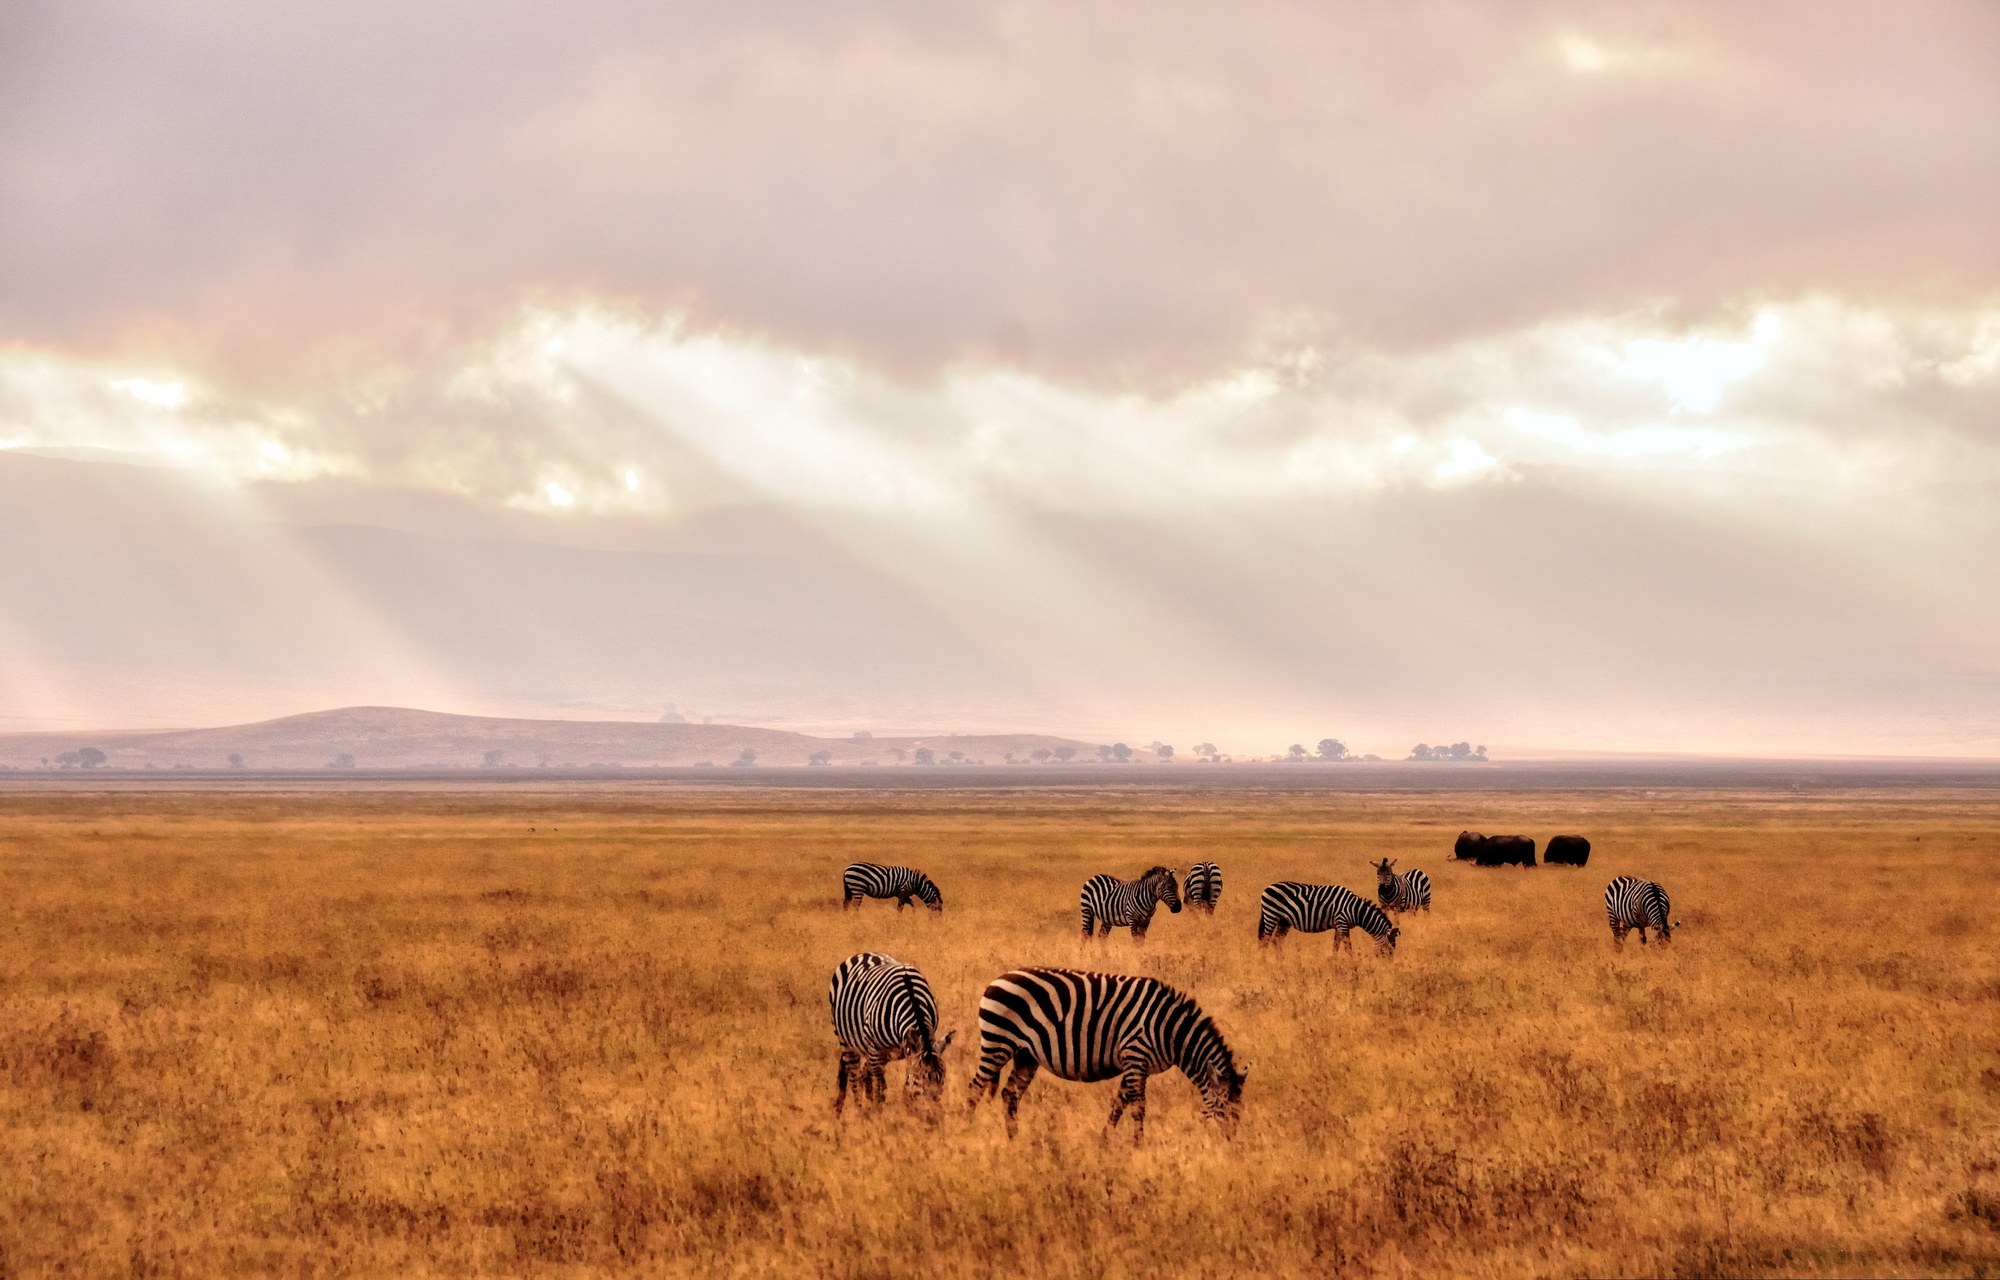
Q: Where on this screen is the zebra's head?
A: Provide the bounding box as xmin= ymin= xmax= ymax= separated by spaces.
xmin=917 ymin=874 xmax=943 ymax=912
xmin=1197 ymin=1055 xmax=1250 ymax=1137
xmin=907 ymin=1028 xmax=957 ymax=1100
xmin=1147 ymin=866 xmax=1184 ymax=914
xmin=1372 ymin=857 xmax=1396 ymax=884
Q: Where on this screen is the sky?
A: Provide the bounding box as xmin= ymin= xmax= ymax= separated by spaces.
xmin=3 ymin=1 xmax=1998 ymax=755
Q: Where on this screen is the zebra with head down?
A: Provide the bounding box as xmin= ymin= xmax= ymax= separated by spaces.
xmin=1604 ymin=875 xmax=1677 ymax=948
xmin=1257 ymin=881 xmax=1400 ymax=956
xmin=1185 ymin=861 xmax=1223 ymax=912
xmin=1080 ymin=866 xmax=1182 ymax=940
xmin=841 ymin=862 xmax=943 ymax=912
xmin=828 ymin=952 xmax=956 ymax=1115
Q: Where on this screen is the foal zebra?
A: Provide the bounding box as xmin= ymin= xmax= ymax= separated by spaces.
xmin=1080 ymin=866 xmax=1183 ymax=940
xmin=1257 ymin=882 xmax=1400 ymax=955
xmin=841 ymin=863 xmax=944 ymax=912
xmin=1371 ymin=858 xmax=1432 ymax=913
xmin=828 ymin=952 xmax=956 ymax=1115
xmin=967 ymin=967 xmax=1248 ymax=1142
xmin=1604 ymin=875 xmax=1677 ymax=948
xmin=1185 ymin=862 xmax=1223 ymax=912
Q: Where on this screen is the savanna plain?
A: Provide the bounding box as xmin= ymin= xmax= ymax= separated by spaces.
xmin=2 ymin=786 xmax=1998 ymax=1278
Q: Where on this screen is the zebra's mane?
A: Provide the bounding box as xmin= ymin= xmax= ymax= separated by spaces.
xmin=1140 ymin=865 xmax=1174 ymax=881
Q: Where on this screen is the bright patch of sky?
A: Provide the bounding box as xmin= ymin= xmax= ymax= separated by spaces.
xmin=1 ymin=300 xmax=1995 ymax=516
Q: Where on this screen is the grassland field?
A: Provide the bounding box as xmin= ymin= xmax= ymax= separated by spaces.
xmin=2 ymin=786 xmax=1998 ymax=1278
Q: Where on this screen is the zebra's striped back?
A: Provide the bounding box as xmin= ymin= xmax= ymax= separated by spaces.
xmin=1080 ymin=866 xmax=1183 ymax=940
xmin=1257 ymin=882 xmax=1399 ymax=954
xmin=968 ymin=967 xmax=1247 ymax=1140
xmin=1371 ymin=858 xmax=1432 ymax=913
xmin=828 ymin=953 xmax=953 ymax=1111
xmin=842 ymin=862 xmax=943 ymax=911
xmin=1604 ymin=876 xmax=1674 ymax=946
xmin=1186 ymin=862 xmax=1222 ymax=911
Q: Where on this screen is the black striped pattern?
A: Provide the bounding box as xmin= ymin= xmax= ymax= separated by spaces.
xmin=842 ymin=862 xmax=943 ymax=912
xmin=1604 ymin=876 xmax=1676 ymax=947
xmin=1185 ymin=862 xmax=1223 ymax=912
xmin=1080 ymin=866 xmax=1183 ymax=940
xmin=1371 ymin=858 xmax=1432 ymax=913
xmin=967 ymin=967 xmax=1247 ymax=1141
xmin=827 ymin=952 xmax=955 ymax=1114
xmin=1257 ymin=882 xmax=1400 ymax=955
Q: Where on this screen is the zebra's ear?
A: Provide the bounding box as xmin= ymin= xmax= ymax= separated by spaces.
xmin=1238 ymin=1060 xmax=1253 ymax=1080
xmin=938 ymin=1029 xmax=958 ymax=1053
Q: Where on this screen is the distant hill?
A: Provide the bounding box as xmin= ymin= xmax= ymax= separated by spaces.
xmin=0 ymin=706 xmax=1098 ymax=771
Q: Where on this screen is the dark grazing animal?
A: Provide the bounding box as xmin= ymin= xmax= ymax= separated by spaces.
xmin=1471 ymin=835 xmax=1537 ymax=867
xmin=842 ymin=862 xmax=943 ymax=911
xmin=1256 ymin=882 xmax=1400 ymax=955
xmin=1185 ymin=861 xmax=1223 ymax=911
xmin=828 ymin=952 xmax=955 ymax=1115
xmin=1604 ymin=875 xmax=1678 ymax=948
xmin=1545 ymin=835 xmax=1591 ymax=867
xmin=1080 ymin=866 xmax=1183 ymax=940
xmin=1454 ymin=830 xmax=1485 ymax=860
xmin=967 ymin=967 xmax=1247 ymax=1142
xmin=1371 ymin=858 xmax=1432 ymax=912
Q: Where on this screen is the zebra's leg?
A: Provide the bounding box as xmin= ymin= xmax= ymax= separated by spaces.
xmin=1335 ymin=924 xmax=1351 ymax=953
xmin=1105 ymin=1066 xmax=1150 ymax=1144
xmin=1000 ymin=1055 xmax=1039 ymax=1139
xmin=1610 ymin=921 xmax=1626 ymax=949
xmin=896 ymin=895 xmax=909 ymax=911
xmin=1635 ymin=925 xmax=1649 ymax=946
xmin=834 ymin=1049 xmax=861 ymax=1116
xmin=1131 ymin=920 xmax=1148 ymax=942
xmin=863 ymin=1051 xmax=892 ymax=1106
xmin=1080 ymin=907 xmax=1094 ymax=940
xmin=967 ymin=1042 xmax=1011 ymax=1108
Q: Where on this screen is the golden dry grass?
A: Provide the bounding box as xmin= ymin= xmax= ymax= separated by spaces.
xmin=2 ymin=786 xmax=1998 ymax=1278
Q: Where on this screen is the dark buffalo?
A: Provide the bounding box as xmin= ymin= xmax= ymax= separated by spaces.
xmin=1545 ymin=835 xmax=1590 ymax=867
xmin=1471 ymin=835 xmax=1536 ymax=867
xmin=1453 ymin=831 xmax=1485 ymax=861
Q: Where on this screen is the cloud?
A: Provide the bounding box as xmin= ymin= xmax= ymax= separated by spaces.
xmin=3 ymin=2 xmax=1997 ymax=389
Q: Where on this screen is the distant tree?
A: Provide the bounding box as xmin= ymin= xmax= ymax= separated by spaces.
xmin=1362 ymin=754 xmax=1382 ymax=762
xmin=227 ymin=753 xmax=246 ymax=770
xmin=948 ymin=750 xmax=964 ymax=763
xmin=658 ymin=704 xmax=689 ymax=724
xmin=914 ymin=747 xmax=935 ymax=765
xmin=1111 ymin=743 xmax=1133 ymax=763
xmin=1287 ymin=743 xmax=1308 ymax=761
xmin=482 ymin=749 xmax=504 ymax=768
xmin=1316 ymin=738 xmax=1348 ymax=761
xmin=54 ymin=751 xmax=81 ymax=768
xmin=852 ymin=729 xmax=873 ymax=741
xmin=1156 ymin=744 xmax=1174 ymax=761
xmin=808 ymin=749 xmax=832 ymax=766
xmin=77 ymin=746 xmax=107 ymax=769
xmin=1192 ymin=742 xmax=1218 ymax=760
xmin=730 ymin=748 xmax=757 ymax=767
xmin=891 ymin=748 xmax=908 ymax=763
xmin=329 ymin=753 xmax=355 ymax=769
xmin=1030 ymin=748 xmax=1053 ymax=763
xmin=1474 ymin=745 xmax=1488 ymax=760
xmin=1097 ymin=744 xmax=1114 ymax=762
xmin=1408 ymin=744 xmax=1433 ymax=761
xmin=1053 ymin=746 xmax=1076 ymax=763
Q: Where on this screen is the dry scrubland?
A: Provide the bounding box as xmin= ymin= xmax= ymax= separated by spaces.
xmin=2 ymin=788 xmax=1999 ymax=1278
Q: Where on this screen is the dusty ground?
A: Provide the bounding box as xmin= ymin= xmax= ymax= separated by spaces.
xmin=1 ymin=787 xmax=1997 ymax=1277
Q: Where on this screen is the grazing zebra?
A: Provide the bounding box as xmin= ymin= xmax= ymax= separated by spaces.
xmin=1185 ymin=862 xmax=1223 ymax=912
xmin=1257 ymin=882 xmax=1400 ymax=955
xmin=1604 ymin=876 xmax=1678 ymax=948
xmin=842 ymin=863 xmax=943 ymax=912
xmin=1371 ymin=858 xmax=1432 ymax=913
xmin=828 ymin=952 xmax=956 ymax=1115
xmin=1080 ymin=866 xmax=1183 ymax=940
xmin=967 ymin=967 xmax=1248 ymax=1142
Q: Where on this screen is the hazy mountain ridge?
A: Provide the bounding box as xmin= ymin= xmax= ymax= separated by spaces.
xmin=0 ymin=706 xmax=1096 ymax=770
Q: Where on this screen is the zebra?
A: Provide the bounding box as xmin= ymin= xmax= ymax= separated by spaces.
xmin=1604 ymin=875 xmax=1678 ymax=948
xmin=1371 ymin=858 xmax=1432 ymax=913
xmin=1080 ymin=866 xmax=1182 ymax=940
xmin=1256 ymin=882 xmax=1400 ymax=955
xmin=1185 ymin=861 xmax=1223 ymax=912
xmin=841 ymin=863 xmax=943 ymax=912
xmin=828 ymin=952 xmax=956 ymax=1115
xmin=966 ymin=967 xmax=1248 ymax=1142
